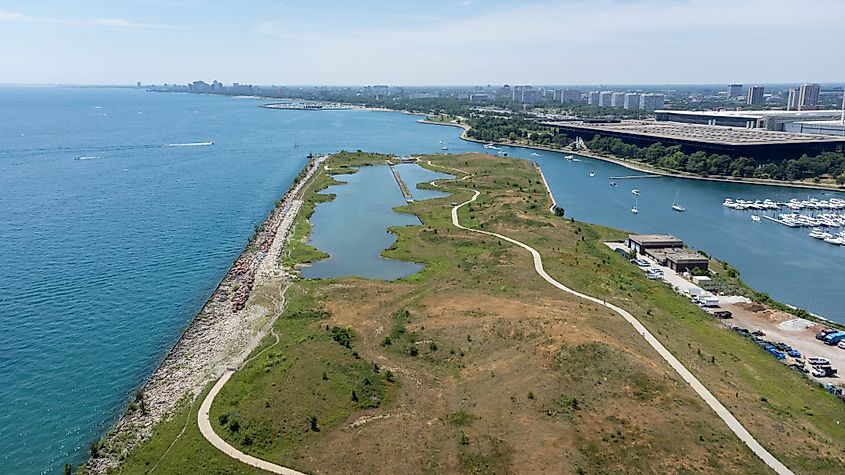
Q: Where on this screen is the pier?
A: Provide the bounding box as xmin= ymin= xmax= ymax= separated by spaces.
xmin=389 ymin=164 xmax=414 ymax=202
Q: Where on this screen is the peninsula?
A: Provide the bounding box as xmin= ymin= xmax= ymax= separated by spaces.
xmin=97 ymin=151 xmax=845 ymax=474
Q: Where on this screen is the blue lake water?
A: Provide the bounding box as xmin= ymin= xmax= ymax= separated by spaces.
xmin=1 ymin=87 xmax=844 ymax=473
xmin=301 ymin=164 xmax=450 ymax=280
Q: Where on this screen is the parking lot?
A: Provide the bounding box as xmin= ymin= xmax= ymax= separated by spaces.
xmin=605 ymin=241 xmax=845 ymax=390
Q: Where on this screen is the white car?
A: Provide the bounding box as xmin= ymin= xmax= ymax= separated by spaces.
xmin=807 ymin=357 xmax=831 ymax=366
xmin=838 ymin=341 xmax=845 ymax=350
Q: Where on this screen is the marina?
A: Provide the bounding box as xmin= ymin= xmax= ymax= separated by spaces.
xmin=724 ymin=197 xmax=845 ymax=244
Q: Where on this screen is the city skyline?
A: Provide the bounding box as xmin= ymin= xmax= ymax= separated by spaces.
xmin=1 ymin=0 xmax=844 ymax=86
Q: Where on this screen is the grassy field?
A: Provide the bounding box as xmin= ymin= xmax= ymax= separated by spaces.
xmin=112 ymin=151 xmax=845 ymax=475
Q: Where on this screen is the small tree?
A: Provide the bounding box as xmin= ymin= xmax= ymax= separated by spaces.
xmin=310 ymin=415 xmax=320 ymax=432
xmin=351 ymin=390 xmax=359 ymax=402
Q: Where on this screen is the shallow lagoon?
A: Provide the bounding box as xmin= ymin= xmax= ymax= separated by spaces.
xmin=301 ymin=163 xmax=451 ymax=280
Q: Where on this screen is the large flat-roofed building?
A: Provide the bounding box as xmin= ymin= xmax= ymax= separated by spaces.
xmin=647 ymin=248 xmax=710 ymax=273
xmin=654 ymin=109 xmax=845 ymax=131
xmin=626 ymin=234 xmax=683 ymax=254
xmin=784 ymin=120 xmax=845 ymax=137
xmin=626 ymin=234 xmax=709 ymax=272
xmin=542 ymin=119 xmax=845 ymax=161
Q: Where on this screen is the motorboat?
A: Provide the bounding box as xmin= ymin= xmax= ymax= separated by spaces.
xmin=589 ymin=171 xmax=596 ymax=177
xmin=751 ymin=215 xmax=761 ymax=222
xmin=631 ymin=189 xmax=640 ymax=196
xmin=671 ymin=189 xmax=685 ymax=212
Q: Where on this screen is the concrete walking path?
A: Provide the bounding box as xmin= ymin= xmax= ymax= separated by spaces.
xmin=449 ymin=186 xmax=794 ymax=475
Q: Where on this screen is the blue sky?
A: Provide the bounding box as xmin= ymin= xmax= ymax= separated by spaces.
xmin=1 ymin=0 xmax=843 ymax=85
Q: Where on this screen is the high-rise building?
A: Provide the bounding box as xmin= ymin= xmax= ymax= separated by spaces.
xmin=587 ymin=91 xmax=600 ymax=106
xmin=640 ymin=93 xmax=665 ymax=111
xmin=599 ymin=91 xmax=613 ymax=107
xmin=624 ymin=93 xmax=641 ymax=110
xmin=746 ymin=86 xmax=764 ymax=106
xmin=727 ymin=84 xmax=743 ymax=98
xmin=611 ymin=92 xmax=626 ymax=108
xmin=798 ymin=83 xmax=820 ymax=111
xmin=787 ymin=89 xmax=799 ymax=111
xmin=559 ymin=90 xmax=581 ymax=103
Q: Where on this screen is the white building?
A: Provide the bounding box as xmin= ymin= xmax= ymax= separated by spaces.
xmin=787 ymin=89 xmax=799 ymax=111
xmin=640 ymin=93 xmax=665 ymax=111
xmin=599 ymin=91 xmax=613 ymax=107
xmin=624 ymin=93 xmax=641 ymax=110
xmin=610 ymin=92 xmax=626 ymax=108
xmin=587 ymin=91 xmax=600 ymax=106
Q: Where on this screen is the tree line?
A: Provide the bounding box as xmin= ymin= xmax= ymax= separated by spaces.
xmin=586 ymin=135 xmax=845 ymax=183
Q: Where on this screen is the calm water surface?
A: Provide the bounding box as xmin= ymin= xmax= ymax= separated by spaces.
xmin=2 ymin=87 xmax=844 ymax=473
xmin=301 ymin=164 xmax=450 ymax=280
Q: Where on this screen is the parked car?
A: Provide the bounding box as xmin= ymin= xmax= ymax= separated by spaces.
xmin=787 ymin=349 xmax=802 ymax=358
xmin=812 ymin=366 xmax=838 ymax=378
xmin=823 ymin=331 xmax=845 ymax=346
xmin=839 ymin=341 xmax=845 ymax=350
xmin=790 ymin=363 xmax=809 ymax=374
xmin=630 ymin=259 xmax=649 ymax=267
xmin=751 ymin=330 xmax=766 ymax=337
xmin=713 ymin=310 xmax=732 ymax=319
xmin=807 ymin=357 xmax=831 ymax=366
xmin=816 ymin=329 xmax=837 ymax=340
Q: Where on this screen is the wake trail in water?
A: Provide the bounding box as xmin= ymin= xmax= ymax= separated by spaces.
xmin=166 ymin=141 xmax=214 ymax=147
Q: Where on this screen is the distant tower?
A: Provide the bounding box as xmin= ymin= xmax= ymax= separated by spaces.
xmin=797 ymin=83 xmax=820 ymax=111
xmin=727 ymin=84 xmax=743 ymax=98
xmin=786 ymin=88 xmax=798 ymax=111
xmin=746 ymin=86 xmax=764 ymax=106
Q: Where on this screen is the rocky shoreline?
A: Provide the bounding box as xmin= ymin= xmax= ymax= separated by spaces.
xmin=83 ymin=155 xmax=327 ymax=474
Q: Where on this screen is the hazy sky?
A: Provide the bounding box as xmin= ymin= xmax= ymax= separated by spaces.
xmin=1 ymin=0 xmax=843 ymax=86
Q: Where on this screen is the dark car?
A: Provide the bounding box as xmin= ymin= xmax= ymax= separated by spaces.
xmin=713 ymin=310 xmax=732 ymax=319
xmin=790 ymin=363 xmax=809 ymax=374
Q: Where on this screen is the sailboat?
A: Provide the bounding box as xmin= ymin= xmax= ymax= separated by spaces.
xmin=671 ymin=189 xmax=685 ymax=212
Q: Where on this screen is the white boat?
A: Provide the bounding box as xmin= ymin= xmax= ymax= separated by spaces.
xmin=671 ymin=189 xmax=685 ymax=212
xmin=609 ymin=181 xmax=617 ymax=187
xmin=441 ymin=146 xmax=448 ymax=151
xmin=631 ymin=206 xmax=638 ymax=214
xmin=531 ymin=152 xmax=541 ymax=157
xmin=632 ymin=189 xmax=640 ymax=196
xmin=751 ymin=215 xmax=761 ymax=222
xmin=564 ymin=155 xmax=574 ymax=160
xmin=589 ymin=171 xmax=596 ymax=177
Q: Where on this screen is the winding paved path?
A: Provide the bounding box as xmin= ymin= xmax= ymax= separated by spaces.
xmin=448 ymin=185 xmax=794 ymax=475
xmin=198 ymin=371 xmax=306 ymax=475
xmin=196 ymin=158 xmax=793 ymax=474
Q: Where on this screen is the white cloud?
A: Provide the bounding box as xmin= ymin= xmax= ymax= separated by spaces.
xmin=0 ymin=10 xmax=170 ymax=30
xmin=92 ymin=18 xmax=170 ymax=29
xmin=250 ymin=0 xmax=845 ymax=84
